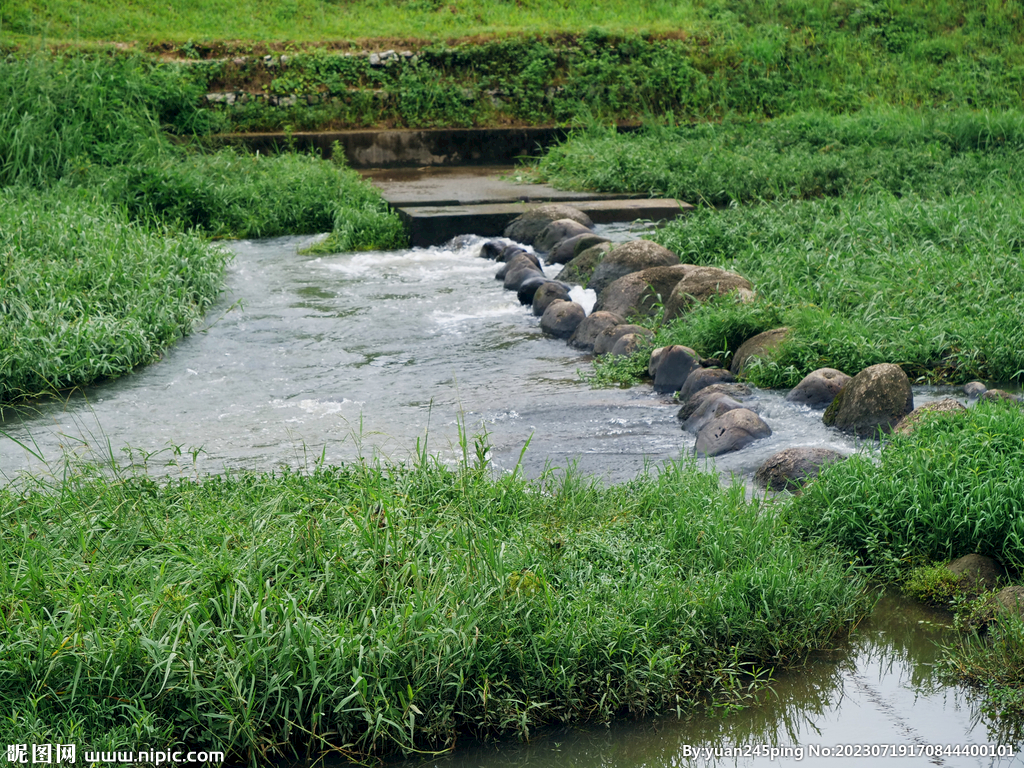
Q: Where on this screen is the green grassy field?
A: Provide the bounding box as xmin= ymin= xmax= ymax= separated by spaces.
xmin=552 ymin=111 xmax=1024 ymax=388
xmin=0 ymin=448 xmax=869 ymax=762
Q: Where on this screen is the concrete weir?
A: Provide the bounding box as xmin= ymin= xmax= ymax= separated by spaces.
xmin=210 ymin=127 xmax=691 ymax=246
xmin=364 ymin=165 xmax=692 ymax=248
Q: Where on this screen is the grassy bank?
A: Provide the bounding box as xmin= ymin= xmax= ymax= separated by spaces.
xmin=0 ymin=55 xmax=406 ymax=405
xmin=784 ymin=402 xmax=1024 ymax=719
xmin=548 ymin=111 xmax=1024 ymax=387
xmin=0 ymin=449 xmax=869 ymax=762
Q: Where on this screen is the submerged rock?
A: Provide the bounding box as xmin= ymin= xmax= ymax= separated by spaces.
xmin=677 ymin=368 xmax=736 ymax=404
xmin=754 ymin=447 xmax=846 ymax=492
xmin=694 ymin=408 xmax=772 ymax=457
xmin=682 ymin=394 xmax=744 ymax=434
xmin=786 ymin=368 xmax=851 ymax=409
xmin=822 ymin=363 xmax=914 ymax=437
xmin=675 ymin=382 xmax=753 ymax=422
xmin=963 ymin=381 xmax=987 ymax=399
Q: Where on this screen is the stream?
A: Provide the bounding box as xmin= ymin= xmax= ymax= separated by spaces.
xmin=2 ymin=232 xmax=1021 ymax=766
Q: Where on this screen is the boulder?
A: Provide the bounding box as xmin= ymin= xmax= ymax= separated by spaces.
xmin=653 ymin=346 xmax=700 ymax=394
xmin=677 ymin=368 xmax=736 ymax=404
xmin=557 ymin=242 xmax=613 ymax=286
xmin=682 ymin=394 xmax=744 ymax=434
xmin=498 ymin=244 xmax=530 ymax=263
xmin=610 ymin=333 xmax=649 ymax=357
xmin=649 ymin=345 xmax=698 ymax=379
xmin=963 ymin=381 xmax=987 ymax=399
xmin=786 ymin=368 xmax=851 ymax=409
xmin=694 ymin=408 xmax=772 ymax=457
xmin=540 ymin=300 xmax=586 ymax=339
xmin=548 ymin=233 xmax=611 ymax=265
xmin=516 ymin=275 xmax=550 ymax=305
xmin=534 ymin=220 xmax=596 ymax=255
xmin=663 ymin=266 xmax=755 ymax=320
xmin=587 ymin=240 xmax=678 ymax=296
xmin=503 ymin=253 xmax=544 ymax=291
xmin=593 ymin=264 xmax=694 ymax=319
xmin=892 ymin=398 xmax=967 ymax=436
xmin=946 ymin=554 xmax=1005 ymax=592
xmin=676 ymin=382 xmax=753 ymax=422
xmin=504 ymin=205 xmax=594 ymax=245
xmin=479 ymin=240 xmax=506 ymax=260
xmin=822 ymin=363 xmax=914 ymax=437
xmin=532 ymin=282 xmax=572 ymax=316
xmin=593 ymin=324 xmax=652 ymax=356
xmin=567 ymin=311 xmax=624 ymax=352
xmin=991 ymin=586 xmax=1024 ymax=619
xmin=754 ymin=447 xmax=846 ymax=492
xmin=980 ymin=389 xmax=1023 ymax=404
xmin=730 ymin=327 xmax=790 ymax=376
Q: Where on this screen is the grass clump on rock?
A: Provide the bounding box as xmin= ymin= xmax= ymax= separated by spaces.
xmin=0 ymin=448 xmax=870 ymax=762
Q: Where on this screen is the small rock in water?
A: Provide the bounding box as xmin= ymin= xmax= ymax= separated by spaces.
xmin=786 ymin=367 xmax=851 ymax=409
xmin=694 ymin=408 xmax=772 ymax=457
xmin=754 ymin=447 xmax=846 ymax=492
xmin=963 ymin=380 xmax=987 ymax=398
xmin=540 ymin=300 xmax=586 ymax=339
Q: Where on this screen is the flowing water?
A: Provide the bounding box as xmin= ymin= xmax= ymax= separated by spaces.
xmin=2 ymin=233 xmax=1021 ymax=766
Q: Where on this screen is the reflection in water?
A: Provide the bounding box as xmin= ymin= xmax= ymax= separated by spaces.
xmin=384 ymin=594 xmax=1023 ymax=768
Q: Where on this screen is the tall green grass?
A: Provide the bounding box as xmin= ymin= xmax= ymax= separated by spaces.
xmin=0 ymin=448 xmax=870 ymax=762
xmin=0 ymin=187 xmax=230 ymax=403
xmin=788 ymin=402 xmax=1024 ymax=576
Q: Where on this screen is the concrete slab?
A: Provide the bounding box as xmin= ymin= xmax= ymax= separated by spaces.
xmin=364 ymin=165 xmax=693 ymax=247
xmin=398 ymin=199 xmax=690 ymax=248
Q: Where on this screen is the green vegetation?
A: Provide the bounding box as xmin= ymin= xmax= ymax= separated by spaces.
xmin=0 ymin=55 xmax=406 ymax=404
xmin=550 ymin=111 xmax=1024 ymax=387
xmin=785 ymin=403 xmax=1024 ymax=719
xmin=0 ymin=448 xmax=869 ymax=762
xmin=0 ymin=188 xmax=229 ymax=404
xmin=790 ymin=403 xmax=1024 ymax=576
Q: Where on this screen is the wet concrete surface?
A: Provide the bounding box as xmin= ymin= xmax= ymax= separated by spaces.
xmin=363 ymin=165 xmax=691 ymax=246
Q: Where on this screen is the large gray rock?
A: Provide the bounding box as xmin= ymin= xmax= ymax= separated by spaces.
xmin=676 ymin=382 xmax=753 ymax=421
xmin=557 ymin=242 xmax=613 ymax=286
xmin=963 ymin=381 xmax=987 ymax=399
xmin=516 ymin=275 xmax=551 ymax=305
xmin=532 ymin=282 xmax=572 ymax=316
xmin=534 ymin=219 xmax=594 ymax=255
xmin=593 ymin=264 xmax=694 ymax=319
xmin=694 ymin=408 xmax=772 ymax=457
xmin=677 ymin=368 xmax=736 ymax=404
xmin=754 ymin=447 xmax=846 ymax=492
xmin=653 ymin=345 xmax=700 ymax=394
xmin=503 ymin=263 xmax=544 ymax=292
xmin=823 ymin=363 xmax=914 ymax=437
xmin=587 ymin=240 xmax=678 ymax=296
xmin=593 ymin=324 xmax=652 ymax=355
xmin=682 ymin=394 xmax=744 ymax=434
xmin=540 ymin=300 xmax=586 ymax=339
xmin=664 ymin=266 xmax=755 ymax=320
xmin=503 ymin=205 xmax=593 ymax=245
xmin=730 ymin=327 xmax=790 ymax=376
xmin=893 ymin=398 xmax=967 ymax=436
xmin=786 ymin=368 xmax=851 ymax=409
xmin=649 ymin=344 xmax=698 ymax=379
xmin=567 ymin=311 xmax=624 ymax=351
xmin=548 ymin=233 xmax=611 ymax=265
xmin=479 ymin=240 xmax=506 ymax=260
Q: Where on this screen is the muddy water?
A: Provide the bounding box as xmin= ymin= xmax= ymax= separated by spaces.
xmin=391 ymin=595 xmax=1021 ymax=768
xmin=2 ymin=234 xmax=1021 ymax=765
